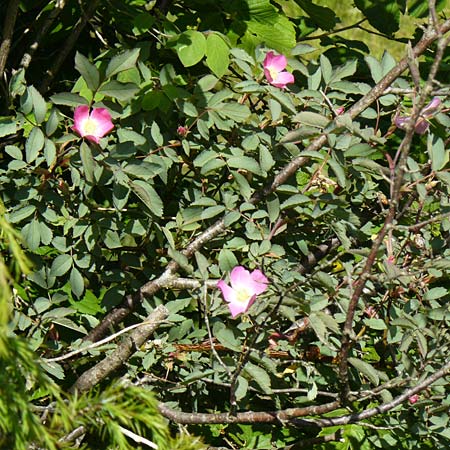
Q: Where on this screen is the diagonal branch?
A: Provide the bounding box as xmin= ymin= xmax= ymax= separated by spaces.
xmin=70 ymin=304 xmax=168 ymax=393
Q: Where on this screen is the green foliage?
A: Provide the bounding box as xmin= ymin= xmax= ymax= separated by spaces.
xmin=0 ymin=0 xmax=450 ymax=448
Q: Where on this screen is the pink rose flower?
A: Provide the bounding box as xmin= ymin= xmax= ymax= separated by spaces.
xmin=263 ymin=51 xmax=294 ymax=89
xmin=217 ymin=266 xmax=269 ymax=318
xmin=395 ymin=97 xmax=441 ymax=135
xmin=72 ymin=105 xmax=114 ymax=144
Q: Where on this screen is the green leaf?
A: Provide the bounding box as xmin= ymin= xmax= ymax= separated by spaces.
xmin=75 ymin=52 xmax=100 ymax=91
xmin=104 ymin=230 xmax=122 ymax=249
xmin=70 ymin=267 xmax=85 ymax=297
xmin=329 ymin=59 xmax=358 ymax=84
xmin=235 ymin=376 xmax=249 ymax=401
xmin=50 ymin=92 xmax=88 ymax=107
xmin=293 ymin=111 xmax=330 ymax=128
xmin=259 ymin=145 xmax=275 ymax=172
xmin=8 ymin=205 xmax=36 ymax=223
xmin=328 ymin=157 xmax=346 ymax=188
xmin=348 ymin=357 xmax=379 ymax=385
xmin=106 ymin=48 xmax=140 ymax=78
xmin=25 ymin=127 xmax=45 ymax=163
xmin=268 ymin=99 xmax=281 ymax=122
xmin=80 ymin=141 xmax=95 ymax=183
xmin=50 ymin=254 xmax=73 ymax=277
xmin=424 ymin=287 xmax=448 ymax=301
xmin=354 ymin=0 xmax=401 ymax=35
xmin=44 ymin=138 xmax=57 ymax=168
xmin=297 ymin=0 xmax=337 ymax=30
xmin=130 ymin=180 xmax=163 ymax=216
xmin=227 ymin=156 xmax=261 ymax=175
xmin=28 ymin=85 xmax=47 ymax=124
xmin=215 ymin=327 xmax=241 ymax=351
xmin=99 ymin=80 xmax=139 ymax=101
xmin=70 ymin=289 xmax=104 ymax=314
xmin=365 ymin=55 xmax=383 ymax=83
xmin=176 ymin=30 xmax=206 ymax=67
xmin=0 ymin=117 xmax=17 ymax=137
xmin=320 ymin=54 xmax=332 ymax=85
xmin=206 ymin=33 xmax=230 ymax=78
xmin=429 ymin=136 xmax=448 ymax=172
xmin=113 ymin=182 xmax=130 ymax=210
xmin=216 ymin=103 xmax=250 ymax=122
xmin=218 ymin=249 xmax=239 ymax=272
xmin=40 ymin=360 xmax=65 ymax=380
xmin=45 ymin=108 xmax=60 ymax=136
xmin=243 ymin=362 xmax=272 ymax=394
xmin=280 ymin=194 xmax=309 ymax=210
xmin=22 ymin=219 xmax=40 ymax=250
xmin=242 ymin=0 xmax=296 ymax=53
xmin=151 ymin=121 xmax=163 ymax=146
xmin=5 ymin=145 xmax=22 ymax=160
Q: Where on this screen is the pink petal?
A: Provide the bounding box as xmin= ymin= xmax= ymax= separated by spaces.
xmin=228 ymin=294 xmax=256 ymax=318
xmin=229 ymin=266 xmax=253 ymax=290
xmin=90 ymin=108 xmax=114 ymax=137
xmin=72 ymin=105 xmax=90 ymax=137
xmin=264 ymin=52 xmax=287 ymax=72
xmin=249 ymin=269 xmax=269 ymax=295
xmin=271 ymin=71 xmax=294 ymax=89
xmin=414 ymin=119 xmax=430 ymax=135
xmin=264 ymin=67 xmax=274 ymax=84
xmin=84 ymin=134 xmax=101 ymax=144
xmin=217 ymin=280 xmax=237 ymax=304
xmin=74 ymin=105 xmax=90 ymax=123
xmin=421 ymin=97 xmax=441 ymax=117
xmin=394 ymin=116 xmax=410 ymax=130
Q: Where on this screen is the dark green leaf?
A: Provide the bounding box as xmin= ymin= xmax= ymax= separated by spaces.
xmin=106 ymin=48 xmax=140 ymax=78
xmin=50 ymin=254 xmax=73 ymax=278
xmin=99 ymin=81 xmax=139 ymax=101
xmin=25 ymin=127 xmax=45 ymax=163
xmin=130 ymin=180 xmax=163 ymax=216
xmin=75 ymin=52 xmax=100 ymax=91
